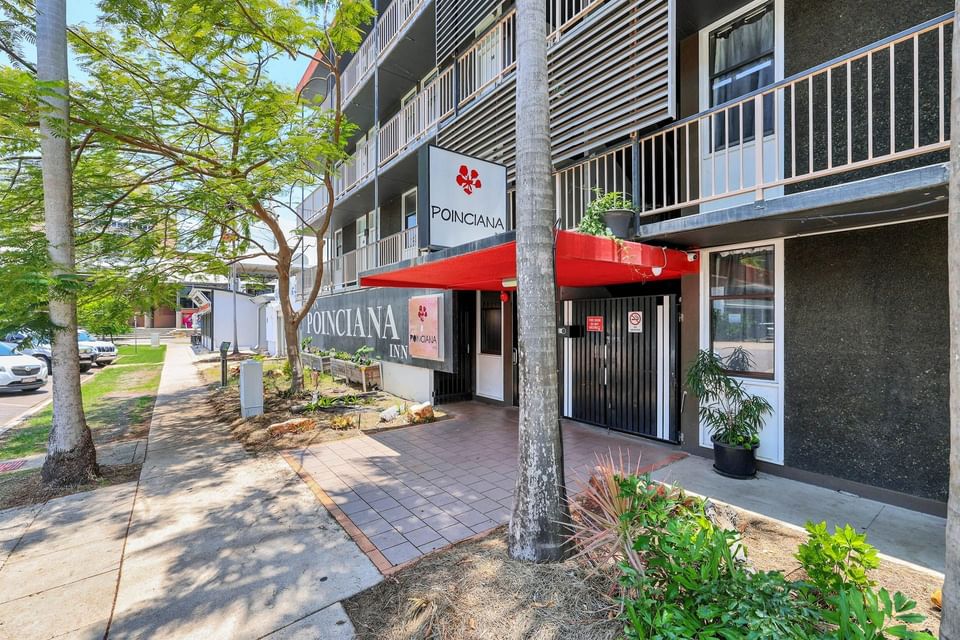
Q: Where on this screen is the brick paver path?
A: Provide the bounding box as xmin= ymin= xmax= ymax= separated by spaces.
xmin=287 ymin=402 xmax=686 ymax=570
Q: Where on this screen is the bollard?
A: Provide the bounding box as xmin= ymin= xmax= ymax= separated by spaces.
xmin=219 ymin=341 xmax=230 ymax=387
xmin=150 ymin=332 xmax=160 ymax=347
xmin=239 ymin=360 xmax=264 ymax=418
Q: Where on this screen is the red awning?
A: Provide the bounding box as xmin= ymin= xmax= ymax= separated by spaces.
xmin=360 ymin=230 xmax=698 ymax=290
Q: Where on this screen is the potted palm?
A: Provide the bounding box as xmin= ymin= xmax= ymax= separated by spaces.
xmin=685 ymin=348 xmax=773 ymax=478
xmin=577 ymin=189 xmax=635 ymax=239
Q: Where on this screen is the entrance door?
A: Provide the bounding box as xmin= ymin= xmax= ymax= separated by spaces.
xmin=434 ymin=291 xmax=475 ymax=405
xmin=475 ymin=291 xmax=504 ymax=400
xmin=564 ymin=295 xmax=678 ymax=442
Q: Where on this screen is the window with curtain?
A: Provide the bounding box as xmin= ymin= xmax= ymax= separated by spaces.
xmin=709 ymin=2 xmax=775 ymax=150
xmin=709 ymin=246 xmax=775 ymax=378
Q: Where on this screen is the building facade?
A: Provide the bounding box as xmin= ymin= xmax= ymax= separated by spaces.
xmin=296 ymin=0 xmax=953 ymax=515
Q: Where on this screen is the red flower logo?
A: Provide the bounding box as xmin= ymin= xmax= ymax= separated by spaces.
xmin=456 ymin=165 xmax=482 ymax=195
xmin=418 ymin=305 xmax=427 ymax=321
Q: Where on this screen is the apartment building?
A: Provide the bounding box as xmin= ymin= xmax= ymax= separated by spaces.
xmin=296 ymin=0 xmax=953 ymax=515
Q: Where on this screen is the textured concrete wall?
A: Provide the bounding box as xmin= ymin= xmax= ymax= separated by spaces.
xmin=783 ymin=218 xmax=949 ymax=502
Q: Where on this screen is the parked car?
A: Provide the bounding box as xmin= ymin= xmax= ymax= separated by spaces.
xmin=77 ymin=329 xmax=117 ymax=367
xmin=5 ymin=330 xmax=97 ymax=372
xmin=0 ymin=342 xmax=48 ymax=392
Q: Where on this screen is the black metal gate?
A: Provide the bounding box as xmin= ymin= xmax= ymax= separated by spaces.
xmin=434 ymin=291 xmax=475 ymax=405
xmin=566 ymin=295 xmax=678 ymax=442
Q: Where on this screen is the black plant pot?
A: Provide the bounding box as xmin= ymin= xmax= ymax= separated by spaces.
xmin=711 ymin=437 xmax=757 ymax=479
xmin=602 ymin=209 xmax=633 ymax=239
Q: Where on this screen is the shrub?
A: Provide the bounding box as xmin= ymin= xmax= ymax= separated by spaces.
xmin=330 ymin=414 xmax=355 ymax=430
xmin=577 ymin=189 xmax=634 ymax=237
xmin=796 ymin=521 xmax=879 ymax=597
xmin=822 ymin=587 xmax=934 ymax=640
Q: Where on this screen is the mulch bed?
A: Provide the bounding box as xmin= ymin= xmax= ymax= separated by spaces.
xmin=0 ymin=463 xmax=141 ymax=511
xmin=344 ymin=507 xmax=943 ymax=639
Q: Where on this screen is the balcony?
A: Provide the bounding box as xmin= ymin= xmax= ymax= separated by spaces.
xmin=299 ymin=227 xmax=419 ymax=301
xmin=303 ymin=1 xmax=607 ymax=225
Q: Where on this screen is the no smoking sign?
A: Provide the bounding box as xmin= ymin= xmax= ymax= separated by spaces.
xmin=627 ymin=311 xmax=643 ymax=333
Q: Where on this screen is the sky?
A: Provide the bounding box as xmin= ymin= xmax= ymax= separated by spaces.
xmin=65 ymin=2 xmax=312 ymax=88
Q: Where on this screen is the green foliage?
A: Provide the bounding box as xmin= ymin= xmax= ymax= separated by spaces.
xmin=620 ymin=513 xmax=822 ymax=639
xmin=577 ymin=188 xmax=634 ymax=237
xmin=351 ymin=345 xmax=374 ymax=365
xmin=822 ymin=588 xmax=934 ymax=640
xmin=78 ymin=296 xmax=133 ymax=337
xmin=116 ymin=344 xmax=167 ymax=365
xmin=684 ymin=349 xmax=773 ymax=448
xmin=797 ymin=521 xmax=879 ymax=597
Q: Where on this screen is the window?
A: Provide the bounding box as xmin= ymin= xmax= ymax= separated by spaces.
xmin=709 ymin=246 xmax=775 ymax=378
xmin=480 ymin=291 xmax=502 ymax=355
xmin=402 ymin=189 xmax=418 ymax=248
xmin=709 ymin=2 xmax=775 ymax=149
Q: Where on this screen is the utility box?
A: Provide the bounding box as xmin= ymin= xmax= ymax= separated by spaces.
xmin=150 ymin=333 xmax=160 ymax=347
xmin=239 ymin=360 xmax=264 ymax=418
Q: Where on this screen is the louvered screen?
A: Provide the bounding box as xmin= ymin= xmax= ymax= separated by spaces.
xmin=436 ymin=0 xmax=501 ymax=63
xmin=439 ymin=0 xmax=674 ymax=173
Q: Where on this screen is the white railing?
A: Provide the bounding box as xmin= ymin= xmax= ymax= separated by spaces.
xmin=457 ymin=11 xmax=516 ymax=104
xmin=311 ymin=227 xmax=419 ymax=295
xmin=334 ymin=0 xmax=428 ymax=106
xmin=555 ymin=143 xmax=633 ymax=230
xmin=379 ymin=67 xmax=456 ymax=164
xmin=635 ymin=13 xmax=952 ymax=218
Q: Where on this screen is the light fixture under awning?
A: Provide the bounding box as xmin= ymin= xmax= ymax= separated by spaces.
xmin=359 ymin=230 xmax=698 ymax=291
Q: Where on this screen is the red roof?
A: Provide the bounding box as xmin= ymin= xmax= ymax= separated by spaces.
xmin=360 ymin=230 xmax=698 ymax=290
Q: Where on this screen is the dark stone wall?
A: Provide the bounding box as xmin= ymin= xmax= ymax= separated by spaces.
xmin=783 ymin=218 xmax=949 ymax=502
xmin=783 ymin=0 xmax=952 ymax=192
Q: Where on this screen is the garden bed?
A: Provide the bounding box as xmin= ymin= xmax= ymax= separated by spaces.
xmin=201 ymin=357 xmax=446 ymax=453
xmin=344 ymin=499 xmax=942 ymax=639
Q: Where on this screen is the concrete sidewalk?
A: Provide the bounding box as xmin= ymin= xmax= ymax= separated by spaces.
xmin=653 ymin=456 xmax=946 ymax=574
xmin=107 ymin=342 xmax=381 ymax=639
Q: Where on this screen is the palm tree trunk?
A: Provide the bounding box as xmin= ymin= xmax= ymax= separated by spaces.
xmin=508 ymin=0 xmax=569 ymax=562
xmin=37 ymin=0 xmax=97 ymax=486
xmin=944 ymin=1 xmax=960 ymax=636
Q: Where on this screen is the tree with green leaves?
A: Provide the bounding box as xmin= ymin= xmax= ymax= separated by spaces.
xmin=35 ymin=0 xmax=97 ymax=485
xmin=60 ymin=0 xmax=375 ymax=393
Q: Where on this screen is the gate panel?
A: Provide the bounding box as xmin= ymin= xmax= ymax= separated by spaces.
xmin=434 ymin=291 xmax=474 ymax=405
xmin=567 ymin=295 xmax=677 ymax=442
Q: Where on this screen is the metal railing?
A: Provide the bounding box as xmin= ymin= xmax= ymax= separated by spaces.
xmin=555 ymin=143 xmax=633 ymax=230
xmin=379 ymin=67 xmax=456 ymax=164
xmin=335 ymin=0 xmax=428 ymax=106
xmin=635 ymin=13 xmax=952 ymax=217
xmin=302 ymin=227 xmax=419 ymax=299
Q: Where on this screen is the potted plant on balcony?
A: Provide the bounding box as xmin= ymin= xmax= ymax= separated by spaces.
xmin=577 ymin=189 xmax=635 ymax=239
xmin=685 ymin=348 xmax=773 ymax=479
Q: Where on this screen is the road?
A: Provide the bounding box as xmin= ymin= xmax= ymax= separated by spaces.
xmin=0 ymin=368 xmax=101 ymax=431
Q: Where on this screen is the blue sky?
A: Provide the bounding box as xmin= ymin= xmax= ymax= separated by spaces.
xmin=66 ymin=2 xmax=311 ymax=88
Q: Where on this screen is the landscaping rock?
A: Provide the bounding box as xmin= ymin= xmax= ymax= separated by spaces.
xmin=406 ymin=402 xmax=434 ymax=424
xmin=379 ymin=406 xmax=400 ymax=422
xmin=267 ymin=417 xmax=318 ymax=437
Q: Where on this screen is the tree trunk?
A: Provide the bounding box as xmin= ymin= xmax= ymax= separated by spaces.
xmin=276 ymin=266 xmax=303 ymax=394
xmin=37 ymin=0 xmax=97 ymax=486
xmin=508 ymin=0 xmax=569 ymax=562
xmin=943 ymin=2 xmax=960 ymax=636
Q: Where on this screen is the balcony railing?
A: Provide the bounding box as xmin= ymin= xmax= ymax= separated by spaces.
xmin=634 ymin=13 xmax=951 ymax=218
xmin=379 ymin=67 xmax=456 ymax=164
xmin=334 ymin=0 xmax=428 ymax=106
xmin=299 ymin=227 xmax=419 ymax=300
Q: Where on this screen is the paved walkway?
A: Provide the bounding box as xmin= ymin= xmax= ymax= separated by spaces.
xmin=0 ymin=342 xmax=380 ymax=639
xmin=286 ymin=402 xmax=686 ymax=571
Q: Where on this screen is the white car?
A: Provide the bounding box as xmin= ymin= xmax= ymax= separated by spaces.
xmin=0 ymin=343 xmax=48 ymax=392
xmin=78 ymin=329 xmax=117 ymax=367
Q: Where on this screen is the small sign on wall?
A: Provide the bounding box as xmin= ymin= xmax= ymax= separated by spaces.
xmin=627 ymin=311 xmax=643 ymax=333
xmin=408 ymin=294 xmax=444 ymax=361
xmin=586 ymin=316 xmax=604 ymax=332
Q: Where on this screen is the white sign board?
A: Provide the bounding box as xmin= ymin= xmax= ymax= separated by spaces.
xmin=627 ymin=310 xmax=643 ymax=333
xmin=423 ymin=146 xmax=507 ymax=248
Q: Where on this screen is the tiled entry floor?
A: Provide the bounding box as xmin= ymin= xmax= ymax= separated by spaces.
xmin=286 ymin=402 xmax=686 ymax=571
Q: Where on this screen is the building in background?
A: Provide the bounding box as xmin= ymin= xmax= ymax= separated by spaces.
xmin=294 ymin=0 xmax=953 ymax=516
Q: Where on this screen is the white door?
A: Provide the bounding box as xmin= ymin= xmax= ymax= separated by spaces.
xmin=475 ymin=291 xmax=504 ymax=400
xmin=699 ymin=240 xmax=784 ymax=464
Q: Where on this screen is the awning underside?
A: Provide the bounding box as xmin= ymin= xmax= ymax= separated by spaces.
xmin=359 ymin=230 xmax=698 ymax=291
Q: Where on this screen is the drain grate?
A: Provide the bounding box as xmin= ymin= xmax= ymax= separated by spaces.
xmin=0 ymin=460 xmax=27 ymax=473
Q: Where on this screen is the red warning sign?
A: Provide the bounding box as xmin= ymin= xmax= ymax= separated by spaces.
xmin=586 ymin=316 xmax=604 ymax=332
